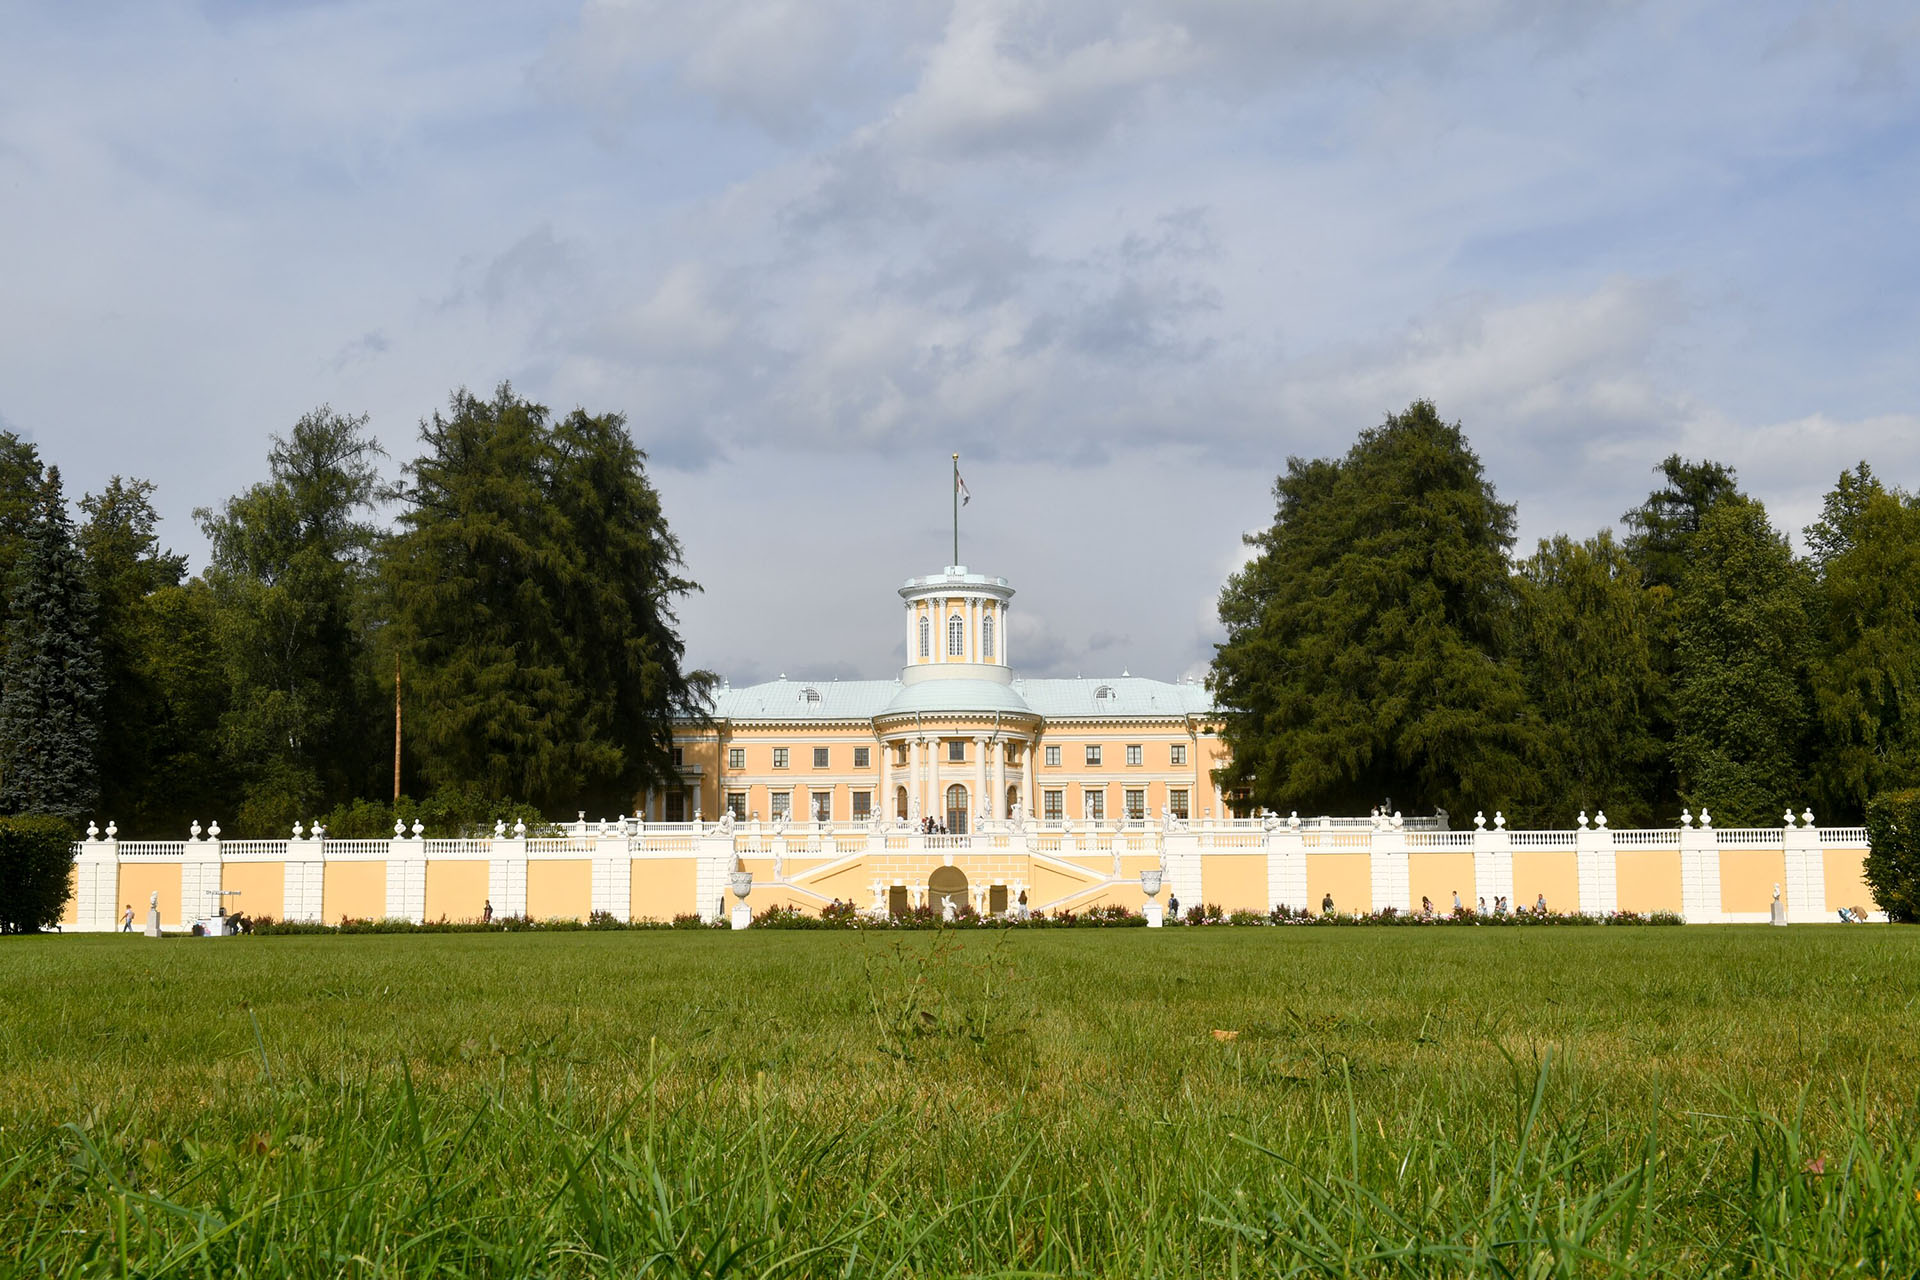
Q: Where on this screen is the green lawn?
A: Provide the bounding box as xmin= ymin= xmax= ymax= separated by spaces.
xmin=3 ymin=927 xmax=1917 ymax=1276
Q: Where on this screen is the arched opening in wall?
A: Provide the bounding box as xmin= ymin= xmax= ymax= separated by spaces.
xmin=945 ymin=783 xmax=969 ymax=834
xmin=982 ymin=610 xmax=995 ymax=658
xmin=947 ymin=614 xmax=965 ymax=656
xmin=928 ymin=865 xmax=968 ymax=913
xmin=1006 ymin=785 xmax=1019 ymax=819
xmin=918 ymin=614 xmax=930 ymax=658
xmin=895 ymin=786 xmax=909 ymax=820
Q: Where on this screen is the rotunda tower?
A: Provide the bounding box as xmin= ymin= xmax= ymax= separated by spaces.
xmin=898 ymin=565 xmax=1014 ymax=685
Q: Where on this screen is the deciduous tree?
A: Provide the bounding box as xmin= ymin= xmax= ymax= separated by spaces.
xmin=1209 ymin=401 xmax=1536 ymax=819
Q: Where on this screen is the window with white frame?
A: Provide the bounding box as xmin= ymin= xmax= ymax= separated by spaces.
xmin=1045 ymin=744 xmax=1061 ymax=767
xmin=770 ymin=791 xmax=791 ymax=820
xmin=1125 ymin=789 xmax=1146 ymax=821
xmin=1084 ymin=790 xmax=1105 ymax=821
xmin=772 ymin=748 xmax=789 ymax=769
xmin=728 ymin=747 xmax=745 ymax=770
xmin=982 ymin=610 xmax=995 ymax=658
xmin=1043 ymin=790 xmax=1064 ymax=822
xmin=813 ymin=747 xmax=829 ymax=768
xmin=1125 ymin=744 xmax=1142 ymax=766
xmin=1170 ymin=743 xmax=1186 ymax=766
xmin=894 ymin=743 xmax=908 ymax=766
xmin=948 ymin=739 xmax=965 ymax=762
xmin=918 ymin=614 xmax=931 ymax=657
xmin=811 ymin=791 xmax=831 ymax=822
xmin=853 ymin=790 xmax=871 ymax=818
xmin=854 ymin=746 xmax=870 ymax=769
xmin=948 ymin=614 xmax=964 ymax=656
xmin=726 ymin=791 xmax=747 ymax=819
xmin=1085 ymin=745 xmax=1102 ymax=766
xmin=1169 ymin=788 xmax=1189 ymax=819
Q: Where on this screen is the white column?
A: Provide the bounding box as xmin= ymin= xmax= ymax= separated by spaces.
xmin=1267 ymin=824 xmax=1307 ymax=913
xmin=999 ymin=602 xmax=1009 ymax=666
xmin=181 ymin=835 xmax=222 ymax=928
xmin=1574 ymin=825 xmax=1617 ymax=915
xmin=973 ymin=736 xmax=987 ymax=830
xmin=490 ymin=833 xmax=528 ymax=919
xmin=1022 ymin=739 xmax=1036 ymax=820
xmin=284 ymin=835 xmax=325 ymax=923
xmin=592 ymin=829 xmax=630 ymax=921
xmin=1369 ymin=825 xmax=1410 ymax=914
xmin=878 ymin=737 xmax=892 ymax=821
xmin=1783 ymin=815 xmax=1822 ymax=922
xmin=913 ymin=737 xmax=928 ymax=820
xmin=387 ymin=831 xmax=425 ymax=922
xmin=992 ymin=738 xmax=1008 ymax=820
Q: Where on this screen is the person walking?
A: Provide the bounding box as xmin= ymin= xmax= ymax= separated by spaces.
xmin=120 ymin=904 xmax=134 ymax=932
xmin=1477 ymin=896 xmax=1487 ymax=914
xmin=1452 ymin=890 xmax=1462 ymax=913
xmin=482 ymin=899 xmax=494 ymax=924
xmin=1420 ymin=895 xmax=1433 ymax=917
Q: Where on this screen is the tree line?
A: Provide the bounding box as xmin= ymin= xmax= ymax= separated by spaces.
xmin=0 ymin=385 xmax=712 ymax=838
xmin=1210 ymin=401 xmax=1920 ymax=828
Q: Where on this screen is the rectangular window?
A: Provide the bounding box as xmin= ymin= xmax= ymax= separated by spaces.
xmin=1125 ymin=744 xmax=1142 ymax=766
xmin=1084 ymin=790 xmax=1105 ymax=821
xmin=811 ymin=791 xmax=831 ymax=823
xmin=1170 ymin=743 xmax=1186 ymax=766
xmin=1044 ymin=745 xmax=1061 ymax=767
xmin=726 ymin=791 xmax=747 ymax=819
xmin=671 ymin=746 xmax=684 ymax=767
xmin=770 ymin=792 xmax=791 ymax=820
xmin=853 ymin=790 xmax=871 ymax=818
xmin=1043 ymin=790 xmax=1064 ymax=822
xmin=665 ymin=791 xmax=686 ymax=822
xmin=948 ymin=739 xmax=965 ymax=762
xmin=1085 ymin=745 xmax=1102 ymax=766
xmin=813 ymin=747 xmax=829 ymax=768
xmin=894 ymin=744 xmax=908 ymax=766
xmin=854 ymin=746 xmax=870 ymax=769
xmin=1169 ymin=788 xmax=1189 ymax=820
xmin=772 ymin=748 xmax=789 ymax=769
xmin=728 ymin=747 xmax=745 ymax=770
xmin=1125 ymin=789 xmax=1146 ymax=821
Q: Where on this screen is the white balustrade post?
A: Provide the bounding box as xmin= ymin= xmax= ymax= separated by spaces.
xmin=491 ymin=825 xmax=529 ymax=920
xmin=1267 ymin=818 xmax=1307 ymax=914
xmin=592 ymin=825 xmax=631 ymax=921
xmin=1369 ymin=820 xmax=1410 ymax=914
xmin=74 ymin=826 xmax=120 ymax=931
xmin=1783 ymin=809 xmax=1823 ymax=923
xmin=1574 ymin=819 xmax=1617 ymax=915
xmin=1678 ymin=812 xmax=1720 ymax=924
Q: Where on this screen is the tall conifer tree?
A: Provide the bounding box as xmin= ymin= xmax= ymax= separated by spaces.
xmin=0 ymin=468 xmax=103 ymax=821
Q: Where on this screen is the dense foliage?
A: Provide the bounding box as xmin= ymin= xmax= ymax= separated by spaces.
xmin=0 ymin=815 xmax=77 ymax=932
xmin=1213 ymin=402 xmax=1920 ymax=838
xmin=0 ymin=384 xmax=711 ymax=842
xmin=1863 ymin=789 xmax=1920 ymax=924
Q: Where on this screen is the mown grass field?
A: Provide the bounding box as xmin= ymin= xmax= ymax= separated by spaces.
xmin=3 ymin=926 xmax=1918 ymax=1277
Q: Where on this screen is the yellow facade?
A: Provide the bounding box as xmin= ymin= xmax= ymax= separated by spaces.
xmin=1718 ymin=850 xmax=1788 ymax=914
xmin=323 ymin=861 xmax=386 ymax=924
xmin=1511 ymin=852 xmax=1579 ymax=915
xmin=1408 ymin=852 xmax=1476 ymax=912
xmin=118 ymin=862 xmax=183 ymax=927
xmin=426 ymin=860 xmax=490 ymax=923
xmin=527 ymin=860 xmax=591 ymax=921
xmin=223 ymin=862 xmax=285 ymax=923
xmin=631 ymin=858 xmax=698 ymax=920
xmin=1822 ymin=848 xmax=1875 ymax=915
xmin=1306 ymin=853 xmax=1371 ymax=915
xmin=1200 ymin=853 xmax=1268 ymax=913
xmin=1614 ymin=850 xmax=1683 ymax=914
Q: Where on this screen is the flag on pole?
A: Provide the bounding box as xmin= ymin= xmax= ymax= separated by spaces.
xmin=955 ymin=469 xmax=971 ymax=505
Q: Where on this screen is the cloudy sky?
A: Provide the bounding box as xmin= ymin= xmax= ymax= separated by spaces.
xmin=4 ymin=0 xmax=1917 ymax=686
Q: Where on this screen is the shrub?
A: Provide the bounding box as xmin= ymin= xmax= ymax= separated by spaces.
xmin=1864 ymin=789 xmax=1919 ymax=923
xmin=0 ymin=816 xmax=76 ymax=933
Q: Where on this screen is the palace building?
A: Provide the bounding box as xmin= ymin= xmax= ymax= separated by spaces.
xmin=654 ymin=564 xmax=1227 ymax=835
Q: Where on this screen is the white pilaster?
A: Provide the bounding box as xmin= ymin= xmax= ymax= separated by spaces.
xmin=1369 ymin=826 xmax=1410 ymax=914
xmin=992 ymin=738 xmax=1008 ymax=820
xmin=181 ymin=836 xmax=222 ymax=927
xmin=74 ymin=835 xmax=119 ymax=931
xmin=1783 ymin=816 xmax=1823 ymax=922
xmin=592 ymin=831 xmax=631 ymax=920
xmin=386 ymin=833 xmax=425 ymax=922
xmin=1573 ymin=826 xmax=1616 ymax=915
xmin=1267 ymin=825 xmax=1308 ymax=913
xmin=284 ymin=837 xmax=325 ymax=923
xmin=1679 ymin=821 xmax=1720 ymax=924
xmin=972 ymin=736 xmax=987 ymax=830
xmin=489 ymin=835 xmax=528 ymax=918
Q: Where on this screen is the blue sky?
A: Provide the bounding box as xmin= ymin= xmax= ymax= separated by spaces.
xmin=3 ymin=0 xmax=1916 ymax=685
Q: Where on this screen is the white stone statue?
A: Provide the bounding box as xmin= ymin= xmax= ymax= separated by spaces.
xmin=1262 ymin=810 xmax=1281 ymax=833
xmin=717 ymin=810 xmax=735 ymax=835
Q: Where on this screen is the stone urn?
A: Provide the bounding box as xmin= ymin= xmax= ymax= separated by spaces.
xmin=1140 ymin=869 xmax=1164 ymax=897
xmin=730 ymin=870 xmax=754 ymax=900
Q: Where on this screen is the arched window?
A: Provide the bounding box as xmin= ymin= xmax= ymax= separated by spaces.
xmin=945 ymin=783 xmax=969 ymax=834
xmin=918 ymin=615 xmax=930 ymax=658
xmin=1094 ymin=684 xmax=1114 ymax=700
xmin=800 ymin=687 xmax=820 ymax=704
xmin=982 ymin=610 xmax=995 ymax=659
xmin=948 ymin=614 xmax=965 ymax=656
xmin=896 ymin=786 xmax=909 ymax=820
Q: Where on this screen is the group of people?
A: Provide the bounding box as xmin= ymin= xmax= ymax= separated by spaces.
xmin=918 ymin=817 xmax=952 ymax=835
xmin=1412 ymin=891 xmax=1551 ymax=917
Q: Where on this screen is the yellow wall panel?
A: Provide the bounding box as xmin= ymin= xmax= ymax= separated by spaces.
xmin=118 ymin=863 xmax=183 ymax=927
xmin=1032 ymin=863 xmax=1098 ymax=911
xmin=527 ymin=860 xmax=591 ymax=921
xmin=1408 ymin=853 xmax=1476 ymax=913
xmin=1614 ymin=850 xmax=1681 ymax=914
xmin=1511 ymin=852 xmax=1579 ymax=914
xmin=1304 ymin=854 xmax=1370 ymax=915
xmin=631 ymin=857 xmax=697 ymax=921
xmin=426 ymin=860 xmax=489 ymax=923
xmin=59 ymin=868 xmax=78 ymax=925
xmin=1822 ymin=848 xmax=1874 ymax=916
xmin=1718 ymin=850 xmax=1787 ymax=914
xmin=222 ymin=862 xmax=284 ymax=923
xmin=323 ymin=861 xmax=386 ymax=924
xmin=1200 ymin=854 xmax=1268 ymax=913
